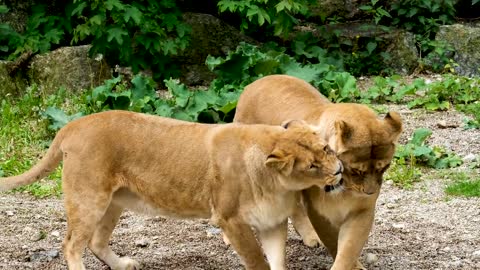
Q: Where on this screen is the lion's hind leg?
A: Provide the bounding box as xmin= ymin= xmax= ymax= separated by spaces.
xmin=61 ymin=162 xmax=124 ymax=270
xmin=88 ymin=202 xmax=141 ymax=270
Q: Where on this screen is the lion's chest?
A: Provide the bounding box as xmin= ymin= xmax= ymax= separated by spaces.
xmin=315 ymin=195 xmax=356 ymax=227
xmin=244 ymin=192 xmax=296 ymax=230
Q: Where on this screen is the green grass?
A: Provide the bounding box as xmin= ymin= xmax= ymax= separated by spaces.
xmin=444 ymin=172 xmax=480 ymax=198
xmin=0 ymin=85 xmax=87 ymax=198
xmin=384 ymin=158 xmax=422 ymax=189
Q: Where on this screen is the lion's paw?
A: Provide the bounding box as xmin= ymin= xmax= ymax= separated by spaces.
xmin=115 ymin=257 xmax=141 ymax=270
xmin=300 ymin=233 xmax=323 ymax=248
xmin=354 ymin=260 xmax=367 ymax=270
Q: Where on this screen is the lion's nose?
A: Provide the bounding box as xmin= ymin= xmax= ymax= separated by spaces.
xmin=334 ymin=162 xmax=343 ymax=176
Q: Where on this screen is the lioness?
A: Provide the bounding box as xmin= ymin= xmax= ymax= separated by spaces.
xmin=234 ymin=75 xmax=403 ymax=270
xmin=0 ymin=110 xmax=343 ymax=270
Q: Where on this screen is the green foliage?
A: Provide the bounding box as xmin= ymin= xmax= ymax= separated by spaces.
xmin=71 ymin=0 xmax=190 ymax=81
xmin=385 ymin=158 xmax=422 ymax=189
xmin=0 ymin=85 xmax=85 ymax=198
xmin=42 ymin=107 xmax=84 ymax=131
xmin=359 ymin=0 xmax=392 ymax=25
xmin=83 ymin=74 xmax=240 ymax=123
xmin=217 ymin=0 xmax=314 ymax=37
xmin=395 ymin=128 xmax=463 ymax=169
xmin=0 ymin=4 xmax=65 ymax=59
xmin=445 ymin=172 xmax=480 ymax=198
xmin=390 ymin=0 xmax=456 ymax=70
xmin=206 ymin=42 xmax=358 ymax=102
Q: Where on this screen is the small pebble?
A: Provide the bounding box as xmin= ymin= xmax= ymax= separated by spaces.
xmin=392 ymin=223 xmax=406 ymax=229
xmin=51 ymin=231 xmax=60 ymax=237
xmin=473 ymin=250 xmax=480 ymax=259
xmin=463 ymin=153 xmax=476 ymax=163
xmin=5 ymin=211 xmax=14 ymax=216
xmin=366 ymin=253 xmax=379 ymax=264
xmin=135 ymin=239 xmax=149 ymax=248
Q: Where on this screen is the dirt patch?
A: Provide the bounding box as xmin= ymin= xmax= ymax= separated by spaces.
xmin=1 ymin=105 xmax=479 ymax=270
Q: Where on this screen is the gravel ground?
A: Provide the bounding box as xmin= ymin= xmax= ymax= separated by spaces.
xmin=0 ymin=105 xmax=479 ymax=270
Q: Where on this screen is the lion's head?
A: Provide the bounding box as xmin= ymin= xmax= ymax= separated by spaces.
xmin=315 ymin=104 xmax=403 ymax=195
xmin=264 ymin=120 xmax=343 ymax=191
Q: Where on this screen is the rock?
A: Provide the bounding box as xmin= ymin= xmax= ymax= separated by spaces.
xmin=50 ymin=231 xmax=60 ymax=238
xmin=177 ymin=13 xmax=258 ymax=86
xmin=437 ymin=121 xmax=458 ymax=129
xmin=392 ymin=223 xmax=406 ymax=229
xmin=473 ymin=250 xmax=480 ymax=259
xmin=309 ymin=0 xmax=371 ymax=20
xmin=306 ymin=23 xmax=418 ymax=74
xmin=29 ymin=249 xmax=59 ymax=262
xmin=206 ymin=227 xmax=222 ymax=238
xmin=435 ymin=24 xmax=480 ymax=77
xmin=0 ymin=60 xmax=28 ymax=96
xmin=28 ymin=45 xmax=112 ymax=94
xmin=463 ymin=153 xmax=477 ymax=163
xmin=365 ymin=253 xmax=379 ymax=264
xmin=5 ymin=210 xmax=14 ymax=216
xmin=135 ymin=239 xmax=149 ymax=248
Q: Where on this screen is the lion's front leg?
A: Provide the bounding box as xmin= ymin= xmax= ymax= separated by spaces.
xmin=258 ymin=221 xmax=288 ymax=270
xmin=330 ymin=211 xmax=374 ymax=270
xmin=290 ymin=201 xmax=322 ymax=248
xmin=219 ymin=218 xmax=269 ymax=270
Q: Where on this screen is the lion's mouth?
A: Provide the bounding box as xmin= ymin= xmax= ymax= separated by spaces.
xmin=324 ymin=178 xmax=344 ymax=192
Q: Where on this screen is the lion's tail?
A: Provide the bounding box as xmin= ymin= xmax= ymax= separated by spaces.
xmin=0 ymin=131 xmax=65 ymax=192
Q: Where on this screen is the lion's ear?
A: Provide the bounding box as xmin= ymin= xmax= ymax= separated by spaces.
xmin=334 ymin=120 xmax=352 ymax=152
xmin=265 ymin=149 xmax=294 ymax=176
xmin=384 ymin=112 xmax=403 ymax=142
xmin=281 ymin=119 xmax=307 ymax=129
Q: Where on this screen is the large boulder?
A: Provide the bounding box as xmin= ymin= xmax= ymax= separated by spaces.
xmin=28 ymin=45 xmax=111 ymax=94
xmin=176 ymin=13 xmax=258 ymax=85
xmin=436 ymin=24 xmax=480 ymax=76
xmin=312 ymin=23 xmax=419 ymax=74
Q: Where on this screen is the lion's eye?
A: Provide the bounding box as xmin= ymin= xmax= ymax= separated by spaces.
xmin=309 ymin=164 xmax=318 ymax=170
xmin=352 ymin=169 xmax=365 ymax=176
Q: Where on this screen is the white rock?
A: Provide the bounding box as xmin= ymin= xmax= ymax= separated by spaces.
xmin=366 ymin=253 xmax=379 ymax=264
xmin=5 ymin=211 xmax=14 ymax=216
xmin=463 ymin=153 xmax=477 ymax=162
xmin=392 ymin=223 xmax=406 ymax=229
xmin=135 ymin=239 xmax=149 ymax=248
xmin=473 ymin=250 xmax=480 ymax=259
xmin=51 ymin=231 xmax=60 ymax=237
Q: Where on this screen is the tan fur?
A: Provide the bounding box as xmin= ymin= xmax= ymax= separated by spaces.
xmin=0 ymin=110 xmax=343 ymax=270
xmin=234 ymin=75 xmax=403 ymax=270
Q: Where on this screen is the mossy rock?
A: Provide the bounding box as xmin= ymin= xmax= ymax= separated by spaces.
xmin=436 ymin=24 xmax=480 ymax=77
xmin=28 ymin=45 xmax=112 ymax=95
xmin=0 ymin=60 xmax=28 ymax=97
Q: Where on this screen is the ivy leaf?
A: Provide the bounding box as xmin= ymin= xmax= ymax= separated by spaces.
xmin=367 ymin=42 xmax=377 ymax=55
xmin=411 ymin=128 xmax=432 ymax=146
xmin=474 ymin=0 xmax=480 ymax=5
xmin=413 ymin=146 xmax=432 ymax=157
xmin=0 ymin=5 xmax=9 ymax=14
xmin=131 ymin=75 xmax=156 ymax=101
xmin=154 ymin=100 xmax=174 ymax=117
xmin=124 ymin=6 xmax=142 ymax=24
xmin=89 ymin=14 xmax=104 ymax=25
xmin=276 ymin=0 xmax=292 ymax=12
xmin=107 ymin=28 xmax=128 ymax=45
xmin=71 ymin=2 xmax=87 ymax=16
xmin=43 ymin=107 xmax=84 ymax=131
xmin=105 ymin=0 xmax=125 ymax=11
